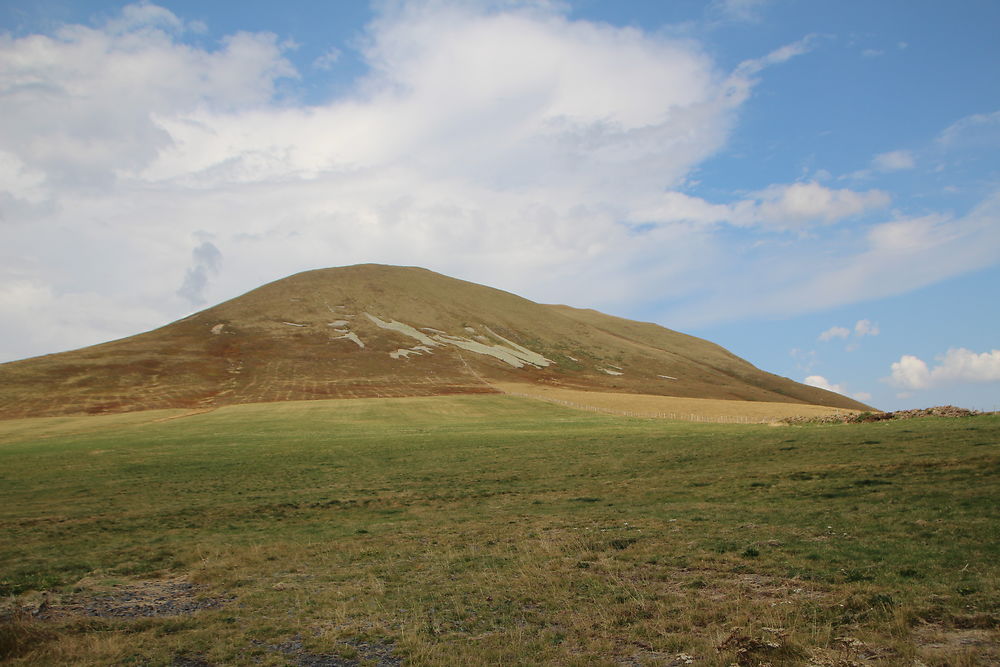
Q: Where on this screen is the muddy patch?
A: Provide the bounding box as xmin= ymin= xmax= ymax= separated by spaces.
xmin=806 ymin=635 xmax=901 ymax=665
xmin=21 ymin=576 xmax=232 ymax=620
xmin=716 ymin=626 xmax=807 ymax=665
xmin=260 ymin=635 xmax=401 ymax=667
xmin=912 ymin=624 xmax=1000 ymax=665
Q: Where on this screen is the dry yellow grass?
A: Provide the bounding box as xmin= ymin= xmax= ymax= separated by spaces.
xmin=493 ymin=382 xmax=863 ymax=422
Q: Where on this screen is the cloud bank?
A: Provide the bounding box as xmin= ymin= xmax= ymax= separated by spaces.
xmin=0 ymin=1 xmax=997 ymax=363
xmin=888 ymin=348 xmax=1000 ymax=391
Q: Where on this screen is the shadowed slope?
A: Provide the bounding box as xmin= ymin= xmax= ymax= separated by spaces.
xmin=0 ymin=264 xmax=871 ymax=418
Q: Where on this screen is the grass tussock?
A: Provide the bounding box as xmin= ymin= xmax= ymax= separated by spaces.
xmin=0 ymin=611 xmax=57 ymax=662
xmin=0 ymin=395 xmax=997 ymax=665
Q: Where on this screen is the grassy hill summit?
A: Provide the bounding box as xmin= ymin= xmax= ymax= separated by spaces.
xmin=0 ymin=263 xmax=870 ymax=419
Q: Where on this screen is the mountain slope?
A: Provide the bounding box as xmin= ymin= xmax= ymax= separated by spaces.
xmin=0 ymin=264 xmax=871 ymax=419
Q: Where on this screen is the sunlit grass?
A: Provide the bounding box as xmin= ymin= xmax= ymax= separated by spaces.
xmin=1 ymin=396 xmax=997 ymax=665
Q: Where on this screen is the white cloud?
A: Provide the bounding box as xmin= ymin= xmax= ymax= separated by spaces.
xmin=939 ymin=110 xmax=1000 ymax=149
xmin=312 ymin=47 xmax=342 ymax=70
xmin=0 ymin=1 xmax=755 ymax=359
xmin=632 ymin=180 xmax=889 ymax=231
xmin=888 ymin=355 xmax=931 ymax=390
xmin=133 ymin=3 xmax=740 ymax=198
xmin=629 ymin=191 xmax=734 ymax=226
xmin=818 ymin=319 xmax=878 ymax=351
xmin=804 ymin=374 xmax=871 ymax=402
xmin=0 ymin=278 xmax=166 ymax=362
xmin=818 ymin=326 xmax=850 ymax=342
xmin=712 ymin=0 xmax=772 ymax=22
xmin=669 ymin=190 xmax=1000 ymax=328
xmin=0 ymin=150 xmax=48 ymax=203
xmin=790 ymin=347 xmax=817 ymax=373
xmin=741 ymin=181 xmax=890 ymax=229
xmin=105 ymin=1 xmax=186 ymax=33
xmin=931 ymin=348 xmax=1000 ymax=384
xmin=804 ymin=375 xmax=844 ymax=394
xmin=734 ymin=34 xmax=817 ymax=77
xmin=845 ymin=149 xmax=915 ymax=180
xmin=872 ymin=150 xmax=915 ymax=171
xmin=0 ymin=1 xmax=996 ymax=367
xmin=887 ymin=348 xmax=1000 ymax=390
xmin=854 ymin=319 xmax=879 ymax=337
xmin=0 ymin=7 xmax=296 ymax=188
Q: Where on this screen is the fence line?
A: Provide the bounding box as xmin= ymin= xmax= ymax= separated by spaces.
xmin=500 ymin=391 xmax=778 ymax=425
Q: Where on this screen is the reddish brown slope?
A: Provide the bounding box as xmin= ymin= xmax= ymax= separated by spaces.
xmin=0 ymin=264 xmax=871 ymax=419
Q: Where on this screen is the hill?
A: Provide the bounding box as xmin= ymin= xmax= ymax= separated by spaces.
xmin=0 ymin=264 xmax=870 ymax=419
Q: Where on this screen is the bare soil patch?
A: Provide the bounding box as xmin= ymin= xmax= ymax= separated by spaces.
xmin=15 ymin=576 xmax=231 ymax=620
xmin=260 ymin=635 xmax=401 ymax=667
xmin=912 ymin=624 xmax=1000 ymax=666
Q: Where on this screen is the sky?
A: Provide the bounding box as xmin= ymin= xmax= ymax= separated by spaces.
xmin=1 ymin=0 xmax=998 ymax=412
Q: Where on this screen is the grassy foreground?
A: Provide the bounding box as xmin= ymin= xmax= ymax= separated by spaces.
xmin=0 ymin=396 xmax=997 ymax=665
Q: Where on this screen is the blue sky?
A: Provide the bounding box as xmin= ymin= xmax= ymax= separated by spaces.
xmin=1 ymin=0 xmax=998 ymax=411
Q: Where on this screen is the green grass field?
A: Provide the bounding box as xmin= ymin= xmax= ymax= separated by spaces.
xmin=1 ymin=396 xmax=998 ymax=665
